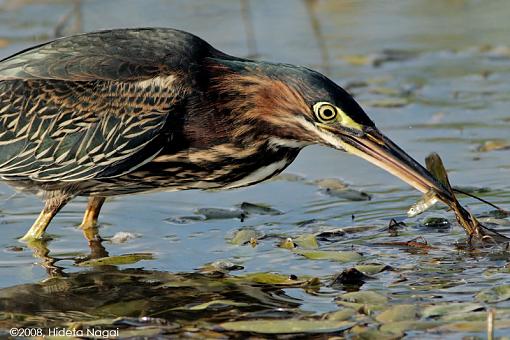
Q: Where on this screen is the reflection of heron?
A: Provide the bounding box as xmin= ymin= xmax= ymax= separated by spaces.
xmin=0 ymin=28 xmax=450 ymax=243
xmin=26 ymin=238 xmax=107 ymax=278
xmin=304 ymin=0 xmax=331 ymax=75
xmin=0 ymin=266 xmax=302 ymax=332
xmin=240 ymin=0 xmax=257 ymax=58
xmin=54 ymin=0 xmax=82 ymax=38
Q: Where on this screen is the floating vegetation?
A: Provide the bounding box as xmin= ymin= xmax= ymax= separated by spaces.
xmin=293 ymin=234 xmax=319 ymax=249
xmin=315 ymin=178 xmax=372 ymax=201
xmin=293 ymin=249 xmax=363 ymax=263
xmin=235 ymin=272 xmax=320 ymax=286
xmin=476 ymin=140 xmax=510 ymax=152
xmin=76 ymin=253 xmax=154 ymax=266
xmin=2 ymin=3 xmax=510 ymax=339
xmin=375 ymin=304 xmax=419 ymax=323
xmin=195 ymin=208 xmax=246 ymax=221
xmin=218 ymin=319 xmax=356 ymax=334
xmin=373 ymin=237 xmax=435 ymax=250
xmin=238 ymin=202 xmax=283 ymax=216
xmin=475 ymin=286 xmax=510 ymax=303
xmin=354 ymin=263 xmax=393 ymax=275
xmin=229 ymin=227 xmax=264 ymax=246
xmin=200 ymin=260 xmax=244 ymax=273
xmin=279 ymin=237 xmax=296 ymax=249
xmin=338 ymin=290 xmax=389 ymax=305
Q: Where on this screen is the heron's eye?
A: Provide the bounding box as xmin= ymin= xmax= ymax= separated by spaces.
xmin=313 ymin=102 xmax=338 ymax=123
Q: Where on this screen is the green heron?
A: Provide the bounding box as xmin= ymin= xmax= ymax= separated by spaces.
xmin=0 ymin=28 xmax=451 ymax=242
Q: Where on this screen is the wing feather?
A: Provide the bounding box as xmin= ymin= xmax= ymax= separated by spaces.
xmin=0 ymin=28 xmax=218 ymax=183
xmin=0 ymin=28 xmax=216 ymax=81
xmin=0 ymin=76 xmax=180 ymax=181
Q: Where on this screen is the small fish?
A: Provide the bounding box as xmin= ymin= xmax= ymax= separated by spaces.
xmin=423 ymin=153 xmax=510 ymax=244
xmin=407 ymin=190 xmax=439 ymax=217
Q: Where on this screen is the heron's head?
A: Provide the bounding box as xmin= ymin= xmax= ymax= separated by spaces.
xmin=209 ymin=59 xmax=451 ymax=200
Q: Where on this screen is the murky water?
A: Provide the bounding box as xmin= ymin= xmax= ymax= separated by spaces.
xmin=1 ymin=0 xmax=510 ymax=338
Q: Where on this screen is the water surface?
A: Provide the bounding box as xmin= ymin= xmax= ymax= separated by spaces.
xmin=1 ymin=0 xmax=510 ymax=338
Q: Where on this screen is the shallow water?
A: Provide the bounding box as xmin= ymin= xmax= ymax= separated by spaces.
xmin=1 ymin=0 xmax=510 ymax=338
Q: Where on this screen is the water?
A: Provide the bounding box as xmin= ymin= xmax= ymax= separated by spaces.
xmin=1 ymin=0 xmax=510 ymax=337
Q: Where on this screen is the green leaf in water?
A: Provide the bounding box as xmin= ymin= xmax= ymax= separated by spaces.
xmin=77 ymin=253 xmax=153 ymax=267
xmin=239 ymin=202 xmax=283 ymax=215
xmin=294 ymin=234 xmax=319 ymax=249
xmin=200 ymin=260 xmax=244 ymax=273
xmin=323 ymin=308 xmax=357 ymax=321
xmin=279 ymin=238 xmax=296 ymax=249
xmin=239 ymin=272 xmax=319 ymax=286
xmin=354 ymin=263 xmax=393 ymax=275
xmin=315 ymin=178 xmax=348 ymax=190
xmin=354 ymin=328 xmax=404 ymax=340
xmin=476 ymin=140 xmax=510 ymax=152
xmin=421 ymin=302 xmax=484 ymax=319
xmin=196 ymin=208 xmax=246 ymax=220
xmin=476 ymin=285 xmax=510 ymax=303
xmin=379 ymin=321 xmax=442 ymax=334
xmin=230 ymin=228 xmax=263 ymax=245
xmin=315 ymin=178 xmax=371 ymax=201
xmin=338 ymin=291 xmax=388 ymax=305
xmin=430 ymin=319 xmax=510 ymax=333
xmin=293 ymin=250 xmax=363 ymax=263
xmin=219 ymin=319 xmax=355 ymax=334
xmin=376 ymin=304 xmax=419 ymax=323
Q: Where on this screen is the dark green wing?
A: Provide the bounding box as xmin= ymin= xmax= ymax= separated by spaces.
xmin=0 ymin=28 xmax=212 ymax=182
xmin=0 ymin=28 xmax=214 ymax=81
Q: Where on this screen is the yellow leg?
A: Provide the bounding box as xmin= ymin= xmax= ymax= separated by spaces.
xmin=80 ymin=196 xmax=106 ymax=241
xmin=20 ymin=197 xmax=69 ymax=242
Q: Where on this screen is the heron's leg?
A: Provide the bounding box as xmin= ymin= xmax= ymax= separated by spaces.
xmin=20 ymin=195 xmax=70 ymax=242
xmin=80 ymin=196 xmax=106 ymax=241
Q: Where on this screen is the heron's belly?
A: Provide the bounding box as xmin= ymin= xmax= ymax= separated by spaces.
xmin=83 ymin=156 xmax=295 ymax=196
xmin=1 ymin=145 xmax=301 ymax=197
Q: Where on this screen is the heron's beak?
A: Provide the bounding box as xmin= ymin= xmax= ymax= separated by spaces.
xmin=321 ymin=125 xmax=453 ymax=203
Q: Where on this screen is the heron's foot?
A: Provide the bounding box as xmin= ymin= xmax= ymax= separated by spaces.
xmin=20 ymin=194 xmax=72 ymax=242
xmin=80 ymin=196 xmax=106 ymax=242
xmin=20 ymin=210 xmax=55 ymax=242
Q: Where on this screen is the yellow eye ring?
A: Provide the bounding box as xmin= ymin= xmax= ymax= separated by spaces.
xmin=313 ymin=102 xmax=338 ymax=122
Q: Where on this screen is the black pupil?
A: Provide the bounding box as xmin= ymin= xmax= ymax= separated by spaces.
xmin=322 ymin=108 xmax=334 ymax=119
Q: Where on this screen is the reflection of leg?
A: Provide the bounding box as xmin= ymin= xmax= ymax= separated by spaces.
xmin=81 ymin=196 xmax=106 ymax=241
xmin=20 ymin=196 xmax=70 ymax=242
xmin=26 ymin=239 xmax=65 ymax=278
xmin=89 ymin=239 xmax=109 ymax=259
